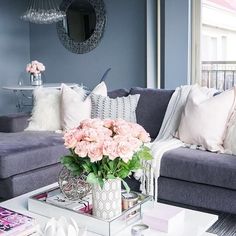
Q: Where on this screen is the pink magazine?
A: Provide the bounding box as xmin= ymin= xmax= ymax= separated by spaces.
xmin=0 ymin=207 xmax=35 ymax=235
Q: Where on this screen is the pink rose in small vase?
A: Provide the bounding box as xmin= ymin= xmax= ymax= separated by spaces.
xmin=26 ymin=60 xmax=45 ymax=75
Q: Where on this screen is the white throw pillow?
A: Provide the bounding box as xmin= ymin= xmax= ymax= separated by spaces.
xmin=178 ymin=86 xmax=236 ymax=152
xmin=61 ymin=82 xmax=107 ymax=130
xmin=90 ymin=93 xmax=140 ymax=123
xmin=25 ymin=88 xmax=61 ymax=131
xmin=223 ymin=112 xmax=236 ymax=155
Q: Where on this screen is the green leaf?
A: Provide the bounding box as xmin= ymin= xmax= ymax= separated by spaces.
xmin=81 ymin=163 xmax=92 ymax=173
xmin=65 ymin=162 xmax=80 ymax=172
xmin=127 ymin=155 xmax=141 ymax=170
xmin=86 ymin=173 xmax=99 ymax=185
xmin=98 ymin=177 xmax=104 ymax=189
xmin=60 ymin=156 xmax=74 ymax=165
xmin=107 ymin=174 xmax=116 ymax=179
xmin=91 ymin=163 xmax=98 ymax=174
xmin=108 ymin=161 xmax=114 ymax=171
xmin=117 ymin=168 xmax=130 ymax=179
xmin=121 ymin=179 xmax=130 ymax=193
xmin=137 ymin=147 xmax=153 ymax=161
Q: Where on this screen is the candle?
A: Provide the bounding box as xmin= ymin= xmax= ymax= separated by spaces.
xmin=131 ymin=224 xmax=149 ymax=236
xmin=122 ymin=191 xmax=139 ymax=210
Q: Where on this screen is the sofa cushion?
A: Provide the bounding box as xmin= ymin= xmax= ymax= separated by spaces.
xmin=0 ymin=163 xmax=62 ymax=199
xmin=160 ymin=147 xmax=236 ymax=190
xmin=158 ymin=177 xmax=236 ymax=214
xmin=0 ymin=113 xmax=30 ymax=133
xmin=130 ymin=87 xmax=174 ymax=139
xmin=0 ymin=131 xmax=68 ymax=178
xmin=108 ymin=88 xmax=130 ymax=98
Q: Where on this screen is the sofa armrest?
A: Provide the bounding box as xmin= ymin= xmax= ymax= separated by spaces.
xmin=0 ymin=113 xmax=30 ymax=133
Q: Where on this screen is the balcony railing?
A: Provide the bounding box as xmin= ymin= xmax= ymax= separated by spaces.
xmin=201 ymin=61 xmax=236 ymax=90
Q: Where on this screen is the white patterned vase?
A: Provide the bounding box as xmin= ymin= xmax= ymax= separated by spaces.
xmin=92 ymin=179 xmax=122 ymax=220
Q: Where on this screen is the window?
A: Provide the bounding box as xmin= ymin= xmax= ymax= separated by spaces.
xmin=192 ymin=0 xmax=236 ymax=90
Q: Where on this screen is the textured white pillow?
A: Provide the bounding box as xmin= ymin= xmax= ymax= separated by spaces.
xmin=178 ymin=86 xmax=236 ymax=152
xmin=61 ymin=82 xmax=107 ymax=130
xmin=91 ymin=93 xmax=140 ymax=123
xmin=25 ymin=88 xmax=61 ymax=131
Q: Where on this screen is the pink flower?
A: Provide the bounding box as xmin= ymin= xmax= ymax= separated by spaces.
xmin=128 ymin=137 xmax=143 ymax=152
xmin=26 ymin=60 xmax=45 ymax=75
xmin=37 ymin=63 xmax=45 ymax=71
xmin=117 ymin=141 xmax=134 ymax=163
xmin=112 ymin=119 xmax=128 ymax=133
xmin=113 ymin=134 xmax=128 ymax=143
xmin=100 ymin=127 xmax=113 ymax=137
xmin=103 ymin=140 xmax=118 ymax=160
xmin=80 ymin=119 xmax=93 ymax=129
xmin=74 ymin=130 xmax=84 ymax=142
xmin=90 ymin=119 xmax=104 ymax=128
xmin=63 ymin=118 xmax=151 ymax=164
xmin=138 ymin=131 xmax=151 ymax=143
xmin=80 ymin=118 xmax=104 ymax=129
xmin=87 ymin=143 xmax=103 ymax=162
xmin=83 ymin=128 xmax=99 ymax=142
xmin=64 ymin=130 xmax=78 ymax=149
xmin=103 ymin=119 xmax=114 ymax=129
xmin=75 ymin=141 xmax=88 ymax=157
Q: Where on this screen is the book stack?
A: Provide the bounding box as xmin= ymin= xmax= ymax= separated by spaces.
xmin=45 ymin=189 xmax=92 ymax=214
xmin=0 ymin=207 xmax=37 ymax=235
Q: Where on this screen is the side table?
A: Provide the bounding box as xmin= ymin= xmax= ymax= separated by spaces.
xmin=2 ymin=83 xmax=77 ymax=112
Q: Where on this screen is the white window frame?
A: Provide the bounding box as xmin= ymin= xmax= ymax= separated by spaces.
xmin=191 ymin=0 xmax=202 ymax=85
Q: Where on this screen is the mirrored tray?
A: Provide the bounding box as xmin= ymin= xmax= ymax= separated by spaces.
xmin=28 ymin=187 xmax=152 ymax=236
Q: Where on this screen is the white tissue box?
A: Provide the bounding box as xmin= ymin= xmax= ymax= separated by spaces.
xmin=142 ymin=203 xmax=185 ymax=233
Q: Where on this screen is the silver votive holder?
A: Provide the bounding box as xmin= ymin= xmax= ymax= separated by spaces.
xmin=122 ymin=191 xmax=139 ymax=210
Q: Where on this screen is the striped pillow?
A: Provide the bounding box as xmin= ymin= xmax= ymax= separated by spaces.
xmin=91 ymin=93 xmax=140 ymax=123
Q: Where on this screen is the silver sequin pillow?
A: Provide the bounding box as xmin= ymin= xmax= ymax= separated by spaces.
xmin=90 ymin=93 xmax=140 ymax=123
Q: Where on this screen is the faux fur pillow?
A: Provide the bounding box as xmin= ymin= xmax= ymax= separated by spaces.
xmin=25 ymin=88 xmax=61 ymax=131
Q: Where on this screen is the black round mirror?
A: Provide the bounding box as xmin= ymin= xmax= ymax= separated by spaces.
xmin=66 ymin=0 xmax=96 ymax=42
xmin=57 ymin=0 xmax=106 ymax=54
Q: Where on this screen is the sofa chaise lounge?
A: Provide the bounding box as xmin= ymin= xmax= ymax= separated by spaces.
xmin=0 ymin=87 xmax=235 ymax=215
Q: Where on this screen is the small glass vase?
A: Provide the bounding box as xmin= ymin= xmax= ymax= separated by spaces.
xmin=92 ymin=179 xmax=122 ymax=220
xmin=58 ymin=167 xmax=91 ymax=201
xmin=30 ymin=73 xmax=43 ymax=86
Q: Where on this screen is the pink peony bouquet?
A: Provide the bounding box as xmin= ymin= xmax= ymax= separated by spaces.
xmin=26 ymin=60 xmax=45 ymax=75
xmin=61 ymin=118 xmax=153 ymax=189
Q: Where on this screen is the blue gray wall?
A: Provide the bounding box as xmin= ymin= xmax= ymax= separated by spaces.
xmin=164 ymin=0 xmax=190 ymax=89
xmin=0 ymin=0 xmax=30 ymax=115
xmin=30 ymin=0 xmax=147 ymax=91
xmin=0 ymin=0 xmax=191 ymax=115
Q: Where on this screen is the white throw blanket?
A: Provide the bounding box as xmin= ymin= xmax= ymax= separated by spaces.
xmin=138 ymin=85 xmax=217 ymax=200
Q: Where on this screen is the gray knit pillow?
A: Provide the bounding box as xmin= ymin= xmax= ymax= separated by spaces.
xmin=91 ymin=94 xmax=140 ymax=123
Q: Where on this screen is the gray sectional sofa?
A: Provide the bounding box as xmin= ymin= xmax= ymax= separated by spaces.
xmin=0 ymin=87 xmax=236 ymax=215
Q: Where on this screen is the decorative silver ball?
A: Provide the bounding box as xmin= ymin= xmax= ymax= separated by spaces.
xmin=58 ymin=167 xmax=91 ymax=201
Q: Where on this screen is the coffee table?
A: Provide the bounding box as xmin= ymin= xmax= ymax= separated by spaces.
xmin=0 ymin=183 xmax=218 ymax=236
